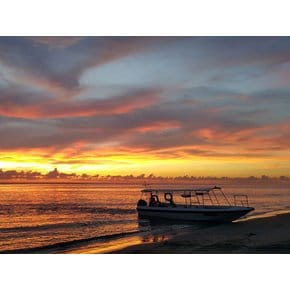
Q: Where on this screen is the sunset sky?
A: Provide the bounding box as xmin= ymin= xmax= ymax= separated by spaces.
xmin=0 ymin=37 xmax=290 ymax=177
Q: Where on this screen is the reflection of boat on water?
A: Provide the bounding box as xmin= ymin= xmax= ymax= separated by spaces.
xmin=136 ymin=186 xmax=254 ymax=223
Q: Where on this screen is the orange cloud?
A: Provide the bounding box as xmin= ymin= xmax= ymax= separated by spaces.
xmin=136 ymin=121 xmax=181 ymax=133
xmin=30 ymin=37 xmax=83 ymax=48
xmin=195 ymin=120 xmax=290 ymax=155
xmin=0 ymin=89 xmax=161 ymax=119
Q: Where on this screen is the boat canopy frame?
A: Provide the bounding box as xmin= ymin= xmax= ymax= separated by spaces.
xmin=141 ymin=186 xmax=235 ymax=207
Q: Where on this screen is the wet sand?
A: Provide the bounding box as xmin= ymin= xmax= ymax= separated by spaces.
xmin=111 ymin=213 xmax=290 ymax=253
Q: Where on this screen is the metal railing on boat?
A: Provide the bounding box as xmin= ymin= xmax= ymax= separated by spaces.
xmin=233 ymin=194 xmax=249 ymax=207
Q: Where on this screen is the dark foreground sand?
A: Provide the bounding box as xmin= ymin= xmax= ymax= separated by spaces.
xmin=111 ymin=213 xmax=290 ymax=254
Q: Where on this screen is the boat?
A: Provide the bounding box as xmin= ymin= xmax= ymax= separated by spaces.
xmin=136 ymin=186 xmax=254 ymax=222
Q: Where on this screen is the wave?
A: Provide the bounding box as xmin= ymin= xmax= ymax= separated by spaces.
xmin=0 ymin=218 xmax=137 ymax=233
xmin=0 ymin=204 xmax=136 ymax=215
xmin=0 ymin=230 xmax=141 ymax=254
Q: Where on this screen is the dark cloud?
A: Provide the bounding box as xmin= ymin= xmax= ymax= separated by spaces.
xmin=30 ymin=37 xmax=84 ymax=48
xmin=0 ymin=94 xmax=261 ymax=152
xmin=189 ymin=37 xmax=290 ymax=68
xmin=0 ymin=37 xmax=168 ymax=97
xmin=0 ymin=85 xmax=162 ymax=118
xmin=252 ymin=87 xmax=290 ymax=102
xmin=1 ymin=37 xmax=290 ymax=164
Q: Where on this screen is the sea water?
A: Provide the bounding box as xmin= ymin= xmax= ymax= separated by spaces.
xmin=0 ymin=182 xmax=290 ymax=252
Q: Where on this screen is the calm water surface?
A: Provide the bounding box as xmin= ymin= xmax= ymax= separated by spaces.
xmin=0 ymin=183 xmax=289 ymax=252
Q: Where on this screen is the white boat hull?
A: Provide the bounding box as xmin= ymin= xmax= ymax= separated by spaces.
xmin=137 ymin=205 xmax=254 ymax=222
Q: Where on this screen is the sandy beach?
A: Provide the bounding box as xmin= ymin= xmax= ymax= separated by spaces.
xmin=110 ymin=212 xmax=290 ymax=254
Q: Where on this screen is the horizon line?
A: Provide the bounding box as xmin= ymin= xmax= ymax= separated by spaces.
xmin=0 ymin=168 xmax=289 ymax=181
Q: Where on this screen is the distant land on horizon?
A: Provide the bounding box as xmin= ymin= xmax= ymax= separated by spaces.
xmin=0 ymin=168 xmax=289 ymax=184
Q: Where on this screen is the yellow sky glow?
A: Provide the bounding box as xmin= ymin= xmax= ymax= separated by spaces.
xmin=1 ymin=149 xmax=290 ymax=177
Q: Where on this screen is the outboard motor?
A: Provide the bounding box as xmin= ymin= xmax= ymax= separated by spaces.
xmin=137 ymin=199 xmax=147 ymax=207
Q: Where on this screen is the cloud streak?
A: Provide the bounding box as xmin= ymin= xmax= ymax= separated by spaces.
xmin=1 ymin=37 xmax=290 ymax=176
xmin=0 ymin=87 xmax=162 ymax=118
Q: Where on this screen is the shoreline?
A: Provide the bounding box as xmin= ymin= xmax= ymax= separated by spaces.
xmin=2 ymin=211 xmax=290 ymax=254
xmin=110 ymin=212 xmax=290 ymax=254
xmin=0 ymin=226 xmax=173 ymax=254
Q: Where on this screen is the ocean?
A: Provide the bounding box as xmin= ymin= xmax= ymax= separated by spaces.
xmin=0 ymin=182 xmax=290 ymax=253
